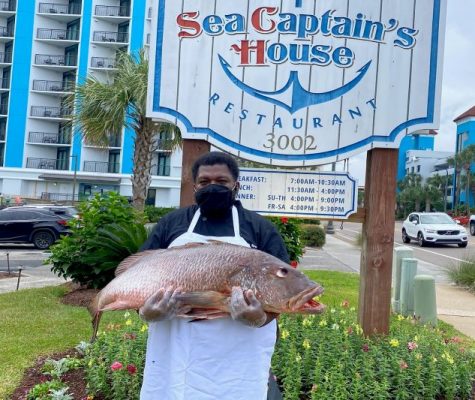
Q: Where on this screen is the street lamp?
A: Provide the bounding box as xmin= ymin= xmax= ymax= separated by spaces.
xmin=70 ymin=154 xmax=78 ymax=205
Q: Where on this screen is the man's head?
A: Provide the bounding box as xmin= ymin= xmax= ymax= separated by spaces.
xmin=192 ymin=152 xmax=240 ymax=217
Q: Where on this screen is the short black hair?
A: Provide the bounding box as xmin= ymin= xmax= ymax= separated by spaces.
xmin=192 ymin=151 xmax=240 ymax=182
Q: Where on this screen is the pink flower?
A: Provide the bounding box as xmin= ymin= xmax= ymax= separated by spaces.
xmin=280 ymin=217 xmax=288 ymax=224
xmin=362 ymin=344 xmax=370 ymax=352
xmin=127 ymin=364 xmax=137 ymax=375
xmin=110 ymin=361 xmax=123 ymax=371
xmin=399 ymin=361 xmax=408 ymax=369
xmin=407 ymin=341 xmax=418 ymax=351
xmin=290 ymin=260 xmax=298 ymax=268
xmin=347 ymin=326 xmax=353 ymax=335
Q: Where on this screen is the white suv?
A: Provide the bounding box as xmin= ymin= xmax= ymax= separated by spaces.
xmin=402 ymin=212 xmax=468 ymax=248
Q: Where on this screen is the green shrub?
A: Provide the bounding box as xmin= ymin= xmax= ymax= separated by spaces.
xmin=301 ymin=224 xmax=325 ymax=248
xmin=447 ymin=258 xmax=475 ymax=291
xmin=48 ymin=192 xmax=145 ymax=288
xmin=82 ymin=302 xmax=475 ymax=400
xmin=144 ymin=205 xmax=176 ymax=223
xmin=267 ymin=217 xmax=304 ymax=262
xmin=26 ymin=380 xmax=69 ymax=400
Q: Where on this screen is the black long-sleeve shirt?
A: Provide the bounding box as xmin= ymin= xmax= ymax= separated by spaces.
xmin=141 ymin=201 xmax=290 ymax=264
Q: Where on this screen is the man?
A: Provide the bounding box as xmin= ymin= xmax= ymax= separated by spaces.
xmin=139 ymin=151 xmax=289 ymax=399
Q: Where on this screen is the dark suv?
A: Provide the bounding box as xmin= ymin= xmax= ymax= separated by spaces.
xmin=0 ymin=207 xmax=71 ymax=249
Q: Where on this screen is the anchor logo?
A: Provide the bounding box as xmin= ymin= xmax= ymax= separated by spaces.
xmin=218 ymin=55 xmax=372 ymax=114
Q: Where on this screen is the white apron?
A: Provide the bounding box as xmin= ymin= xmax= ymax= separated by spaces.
xmin=140 ymin=206 xmax=277 ymax=400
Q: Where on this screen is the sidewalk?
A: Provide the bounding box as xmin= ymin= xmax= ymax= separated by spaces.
xmin=1 ymin=238 xmax=474 ymax=339
xmin=301 ymin=235 xmax=475 ymax=340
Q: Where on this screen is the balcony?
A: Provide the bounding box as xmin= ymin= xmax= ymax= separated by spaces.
xmin=0 ymin=1 xmax=15 ymax=14
xmin=39 ymin=3 xmax=81 ymax=15
xmin=92 ymin=31 xmax=129 ymax=48
xmin=37 ymin=28 xmax=80 ymax=44
xmin=32 ymin=80 xmax=75 ymax=95
xmin=0 ymin=51 xmax=12 ymax=64
xmin=94 ymin=5 xmax=130 ymax=24
xmin=0 ymin=77 xmax=9 ymax=92
xmin=28 ymin=131 xmax=71 ymax=145
xmin=90 ymin=57 xmax=116 ymax=69
xmin=30 ymin=106 xmax=71 ymax=119
xmin=0 ymin=26 xmax=13 ymax=40
xmin=83 ymin=161 xmax=120 ymax=173
xmin=27 ymin=157 xmax=69 ymax=170
xmin=34 ymin=54 xmax=77 ymax=71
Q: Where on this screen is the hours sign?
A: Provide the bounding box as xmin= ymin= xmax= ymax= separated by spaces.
xmin=147 ymin=0 xmax=446 ymax=167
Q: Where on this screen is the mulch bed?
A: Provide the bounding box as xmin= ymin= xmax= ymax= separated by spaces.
xmin=0 ymin=271 xmax=19 ymax=280
xmin=61 ymin=287 xmax=99 ymax=308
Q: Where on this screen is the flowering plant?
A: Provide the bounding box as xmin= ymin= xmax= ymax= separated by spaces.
xmin=267 ymin=216 xmax=304 ymax=263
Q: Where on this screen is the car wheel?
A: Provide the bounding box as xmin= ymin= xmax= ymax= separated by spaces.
xmin=417 ymin=232 xmax=426 ymax=247
xmin=402 ymin=229 xmax=411 ymax=243
xmin=32 ymin=230 xmax=55 ymax=250
xmin=470 ymin=223 xmax=475 ymax=236
xmin=458 ymin=242 xmax=468 ymax=248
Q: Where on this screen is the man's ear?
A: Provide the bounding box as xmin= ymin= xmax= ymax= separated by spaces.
xmin=234 ymin=181 xmax=240 ymax=193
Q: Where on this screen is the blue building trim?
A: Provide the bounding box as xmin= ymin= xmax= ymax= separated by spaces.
xmin=72 ymin=0 xmax=93 ymax=171
xmin=4 ymin=1 xmax=35 ymax=167
xmin=454 ymin=120 xmax=475 ymax=207
xmin=121 ymin=0 xmax=146 ymax=174
xmin=397 ymin=135 xmax=435 ymax=182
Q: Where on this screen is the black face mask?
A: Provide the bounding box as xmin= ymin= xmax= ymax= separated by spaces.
xmin=195 ymin=184 xmax=236 ymax=217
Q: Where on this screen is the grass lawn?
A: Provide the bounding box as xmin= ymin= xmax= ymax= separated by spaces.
xmin=0 ymin=270 xmax=469 ymax=399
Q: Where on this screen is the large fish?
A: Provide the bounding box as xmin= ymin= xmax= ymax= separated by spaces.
xmin=89 ymin=242 xmax=325 ymax=338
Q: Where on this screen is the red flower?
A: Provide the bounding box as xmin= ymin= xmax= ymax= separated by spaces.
xmin=399 ymin=361 xmax=408 ymax=370
xmin=341 ymin=300 xmax=350 ymax=308
xmin=110 ymin=361 xmax=123 ymax=371
xmin=280 ymin=217 xmax=288 ymax=224
xmin=290 ymin=260 xmax=298 ymax=268
xmin=127 ymin=364 xmax=137 ymax=375
xmin=123 ymin=332 xmax=137 ymax=340
xmin=362 ymin=344 xmax=370 ymax=352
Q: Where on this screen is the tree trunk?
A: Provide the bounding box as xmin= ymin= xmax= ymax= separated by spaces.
xmin=467 ymin=173 xmax=471 ymax=215
xmin=131 ymin=119 xmax=155 ymax=211
xmin=425 ymin=199 xmax=431 ymax=212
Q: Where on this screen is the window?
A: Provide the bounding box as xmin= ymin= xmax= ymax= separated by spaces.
xmin=417 ymin=165 xmax=421 ymax=173
xmin=411 ymin=167 xmax=414 ymax=173
xmin=0 ymin=142 xmax=4 ymax=166
xmin=457 ymin=132 xmax=469 ymax=153
xmin=157 ymin=153 xmax=171 ymax=176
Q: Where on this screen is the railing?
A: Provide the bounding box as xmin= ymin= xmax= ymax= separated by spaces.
xmin=0 ymin=26 xmax=12 ymax=37
xmin=91 ymin=57 xmax=116 ymax=68
xmin=38 ymin=3 xmax=81 ymax=15
xmin=32 ymin=80 xmax=75 ymax=92
xmin=95 ymin=5 xmax=129 ymax=17
xmin=35 ymin=54 xmax=77 ymax=66
xmin=83 ymin=161 xmax=120 ymax=173
xmin=37 ymin=28 xmax=79 ymax=41
xmin=30 ymin=106 xmax=71 ymax=118
xmin=0 ymin=78 xmax=9 ymax=89
xmin=41 ymin=192 xmax=78 ymax=201
xmin=0 ymin=1 xmax=15 ymax=12
xmin=0 ymin=104 xmax=7 ymax=115
xmin=27 ymin=157 xmax=69 ymax=170
xmin=93 ymin=31 xmax=129 ymax=43
xmin=29 ymin=131 xmax=71 ymax=144
xmin=0 ymin=52 xmax=12 ymax=63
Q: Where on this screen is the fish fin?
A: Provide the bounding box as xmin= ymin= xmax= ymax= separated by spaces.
xmin=115 ymin=250 xmax=164 ymax=276
xmin=175 ymin=291 xmax=230 ymax=310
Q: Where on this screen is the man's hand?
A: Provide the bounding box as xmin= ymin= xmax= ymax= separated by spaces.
xmin=139 ymin=287 xmax=191 ymax=322
xmin=229 ymin=287 xmax=267 ymax=328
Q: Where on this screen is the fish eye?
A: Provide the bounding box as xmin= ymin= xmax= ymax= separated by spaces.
xmin=277 ymin=268 xmax=288 ymax=278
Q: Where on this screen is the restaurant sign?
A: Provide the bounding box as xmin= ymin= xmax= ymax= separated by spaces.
xmin=147 ymin=0 xmax=446 ymax=166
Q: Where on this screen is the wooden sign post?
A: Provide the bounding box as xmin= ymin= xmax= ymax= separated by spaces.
xmin=358 ymin=148 xmax=398 ymax=335
xmin=179 ymin=139 xmax=210 ymax=207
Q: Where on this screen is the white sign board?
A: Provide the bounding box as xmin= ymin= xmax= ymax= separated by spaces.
xmin=237 ymin=168 xmax=357 ymax=219
xmin=147 ymin=0 xmax=446 ymax=167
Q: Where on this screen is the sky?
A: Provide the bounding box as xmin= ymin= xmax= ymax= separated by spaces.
xmin=346 ymin=0 xmax=475 ymax=185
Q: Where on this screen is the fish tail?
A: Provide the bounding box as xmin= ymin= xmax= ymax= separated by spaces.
xmin=88 ymin=293 xmax=102 ymax=342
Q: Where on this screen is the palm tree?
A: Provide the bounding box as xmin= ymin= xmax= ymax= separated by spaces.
xmin=460 ymin=145 xmax=475 ymax=215
xmin=397 ymin=173 xmax=425 ymax=213
xmin=68 ymin=50 xmax=181 ymax=211
xmin=447 ymin=153 xmax=463 ymax=210
xmin=426 ymin=174 xmax=446 ymax=211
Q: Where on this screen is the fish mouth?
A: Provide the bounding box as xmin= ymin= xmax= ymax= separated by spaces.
xmin=288 ymin=286 xmax=325 ymax=314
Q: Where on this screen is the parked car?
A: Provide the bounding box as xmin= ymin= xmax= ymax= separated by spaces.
xmin=470 ymin=215 xmax=475 ymax=236
xmin=402 ymin=212 xmax=468 ymax=248
xmin=0 ymin=207 xmax=72 ymax=249
xmin=7 ymin=205 xmax=79 ymax=218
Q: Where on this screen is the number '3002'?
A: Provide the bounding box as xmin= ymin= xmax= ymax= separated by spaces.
xmin=263 ymin=133 xmax=318 ymax=151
